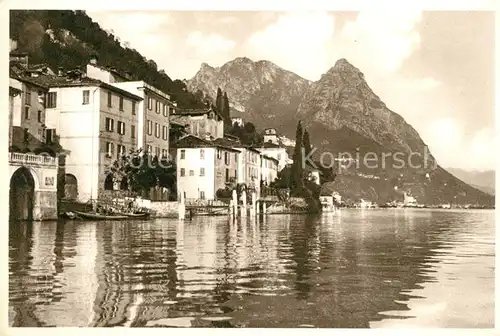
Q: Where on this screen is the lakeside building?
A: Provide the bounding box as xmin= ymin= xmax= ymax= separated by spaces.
xmin=39 ymin=69 xmax=143 ymax=202
xmin=8 ymin=63 xmax=59 ymax=220
xmin=231 ymin=116 xmax=244 ymax=127
xmin=86 ymin=56 xmax=174 ymax=157
xmin=260 ymin=154 xmax=279 ymax=187
xmin=213 ymin=138 xmax=262 ymax=195
xmin=171 ymin=135 xmax=240 ymax=200
xmin=257 ymin=141 xmax=292 ymax=172
xmin=170 ymin=107 xmax=224 ymax=140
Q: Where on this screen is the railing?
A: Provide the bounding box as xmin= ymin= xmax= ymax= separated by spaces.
xmin=9 ymin=152 xmax=57 ymax=166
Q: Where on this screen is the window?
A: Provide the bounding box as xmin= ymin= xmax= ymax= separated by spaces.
xmin=131 ymin=125 xmax=136 ymax=138
xmin=225 ymin=168 xmax=229 ymax=182
xmin=155 ymin=147 xmax=161 ymax=157
xmin=200 ymin=191 xmax=205 ymax=200
xmin=217 ymin=149 xmax=221 ymax=160
xmin=180 ymin=168 xmax=185 ymax=177
xmin=180 ymin=150 xmax=185 ymax=159
xmin=117 ymin=121 xmax=125 ymax=135
xmin=200 ymin=167 xmax=205 ymax=176
xmin=156 ymin=101 xmax=160 ymax=114
xmin=147 ymin=120 xmax=152 ymax=135
xmin=46 ymin=92 xmax=57 ymax=108
xmin=24 ymin=106 xmax=30 ymax=119
xmin=119 ymin=96 xmax=124 ymax=111
xmin=148 ymin=97 xmax=153 ymax=110
xmin=25 ymin=91 xmax=31 ymax=105
xmin=200 ymin=149 xmax=205 ymax=160
xmin=224 ymin=152 xmax=229 ymax=165
xmin=117 ymin=145 xmax=126 ymax=159
xmin=162 ymin=149 xmax=169 ymax=158
xmin=105 ymin=118 xmax=114 ymax=132
xmin=83 ymin=90 xmax=90 ymax=105
xmin=37 ymin=110 xmax=42 ymax=123
xmin=162 ymin=126 xmax=168 ymax=140
xmin=147 ymin=145 xmax=152 ymax=153
xmin=38 ymin=91 xmax=45 ymax=106
xmin=106 ymin=142 xmax=114 ymax=157
xmin=107 ymin=92 xmax=112 ymax=107
xmin=189 ymin=170 xmax=194 ymax=176
xmin=132 ymin=101 xmax=136 ymax=115
xmin=163 ymin=104 xmax=168 ymax=117
xmin=155 ymin=123 xmax=160 ymax=138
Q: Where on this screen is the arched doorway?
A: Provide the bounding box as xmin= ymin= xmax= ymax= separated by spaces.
xmin=104 ymin=174 xmax=114 ymax=190
xmin=64 ymin=174 xmax=78 ymax=200
xmin=10 ymin=167 xmax=35 ymax=221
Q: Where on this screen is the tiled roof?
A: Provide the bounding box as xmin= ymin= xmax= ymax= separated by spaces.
xmin=27 ymin=72 xmax=143 ymax=101
xmin=260 ymin=141 xmax=282 ymax=148
xmin=173 ymin=107 xmax=224 ymax=120
xmin=261 ymin=154 xmax=279 ymax=163
xmin=173 ymin=135 xmax=240 ymax=152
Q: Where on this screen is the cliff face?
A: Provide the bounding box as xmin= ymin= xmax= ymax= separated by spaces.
xmin=187 ymin=57 xmax=310 ymax=129
xmin=188 ymin=57 xmax=494 ymax=206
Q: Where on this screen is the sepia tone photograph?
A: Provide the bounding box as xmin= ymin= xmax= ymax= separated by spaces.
xmin=5 ymin=5 xmax=496 ymax=330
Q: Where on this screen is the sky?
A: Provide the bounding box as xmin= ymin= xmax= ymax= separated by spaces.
xmin=87 ymin=10 xmax=495 ymax=171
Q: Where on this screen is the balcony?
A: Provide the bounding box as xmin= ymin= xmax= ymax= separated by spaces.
xmin=9 ymin=152 xmax=58 ymax=167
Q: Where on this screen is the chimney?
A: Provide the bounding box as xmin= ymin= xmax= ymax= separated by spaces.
xmin=89 ymin=54 xmax=98 ymax=65
xmin=58 ymin=67 xmax=64 ymax=76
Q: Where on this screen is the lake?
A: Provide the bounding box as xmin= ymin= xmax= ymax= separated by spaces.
xmin=8 ymin=209 xmax=495 ymax=328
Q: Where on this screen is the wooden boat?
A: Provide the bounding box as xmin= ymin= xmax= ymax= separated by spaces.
xmin=63 ymin=211 xmax=78 ymax=219
xmin=114 ymin=211 xmax=151 ymax=219
xmin=73 ymin=211 xmax=129 ymax=220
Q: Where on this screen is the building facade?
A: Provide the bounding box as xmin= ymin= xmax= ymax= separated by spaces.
xmin=170 ymin=108 xmax=224 ymax=140
xmin=42 ymin=71 xmax=143 ymax=202
xmin=260 ymin=154 xmax=279 ymax=186
xmin=257 ymin=141 xmax=292 ymax=172
xmin=172 ymin=135 xmax=239 ymax=200
xmin=113 ymin=81 xmax=173 ymax=157
xmin=8 ymin=70 xmax=58 ymax=221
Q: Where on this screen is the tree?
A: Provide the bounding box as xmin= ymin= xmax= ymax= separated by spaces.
xmin=223 ymin=91 xmax=231 ymax=129
xmin=215 ymin=87 xmax=223 ymax=113
xmin=291 ymin=121 xmax=304 ymax=189
xmin=303 ymin=129 xmax=312 ymax=161
xmin=105 ymin=149 xmax=176 ymax=198
xmin=243 ymin=122 xmax=256 ymax=133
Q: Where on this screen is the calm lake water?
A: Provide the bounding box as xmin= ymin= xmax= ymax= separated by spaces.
xmin=9 ymin=209 xmax=495 ymax=328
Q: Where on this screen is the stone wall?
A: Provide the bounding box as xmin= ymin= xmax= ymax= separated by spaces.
xmin=150 ymin=201 xmax=180 ymax=218
xmin=36 ymin=190 xmax=58 ymax=220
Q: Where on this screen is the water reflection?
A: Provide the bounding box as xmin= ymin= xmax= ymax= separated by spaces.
xmin=9 ymin=209 xmax=494 ymax=328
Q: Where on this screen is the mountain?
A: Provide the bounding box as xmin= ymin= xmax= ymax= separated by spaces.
xmin=187 ymin=57 xmax=310 ymax=131
xmin=9 ymin=10 xmax=205 ymax=109
xmin=188 ymin=58 xmax=494 ymax=206
xmin=446 ymin=168 xmax=495 ymax=195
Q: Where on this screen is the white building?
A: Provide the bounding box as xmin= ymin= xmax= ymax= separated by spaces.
xmin=260 ymin=154 xmax=279 ymax=186
xmin=172 ymin=135 xmax=240 ymax=200
xmin=42 ymin=70 xmax=143 ymax=202
xmin=231 ymin=117 xmax=243 ymax=127
xmin=257 ymin=141 xmax=292 ymax=172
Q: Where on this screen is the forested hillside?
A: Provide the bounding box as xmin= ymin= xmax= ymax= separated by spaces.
xmin=9 ymin=10 xmax=206 ymax=109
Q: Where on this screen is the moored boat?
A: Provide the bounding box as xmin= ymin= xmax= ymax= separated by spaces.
xmin=73 ymin=211 xmax=129 ymax=220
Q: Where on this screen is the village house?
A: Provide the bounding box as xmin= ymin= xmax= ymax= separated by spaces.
xmin=258 ymin=128 xmax=293 ymax=172
xmin=39 ymin=69 xmax=143 ymax=202
xmin=8 ymin=64 xmax=59 ymax=220
xmin=170 ymin=107 xmax=224 ymax=140
xmin=86 ymin=56 xmax=174 ymax=157
xmin=171 ymin=135 xmax=240 ymax=200
xmin=260 ymin=154 xmax=279 ymax=186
